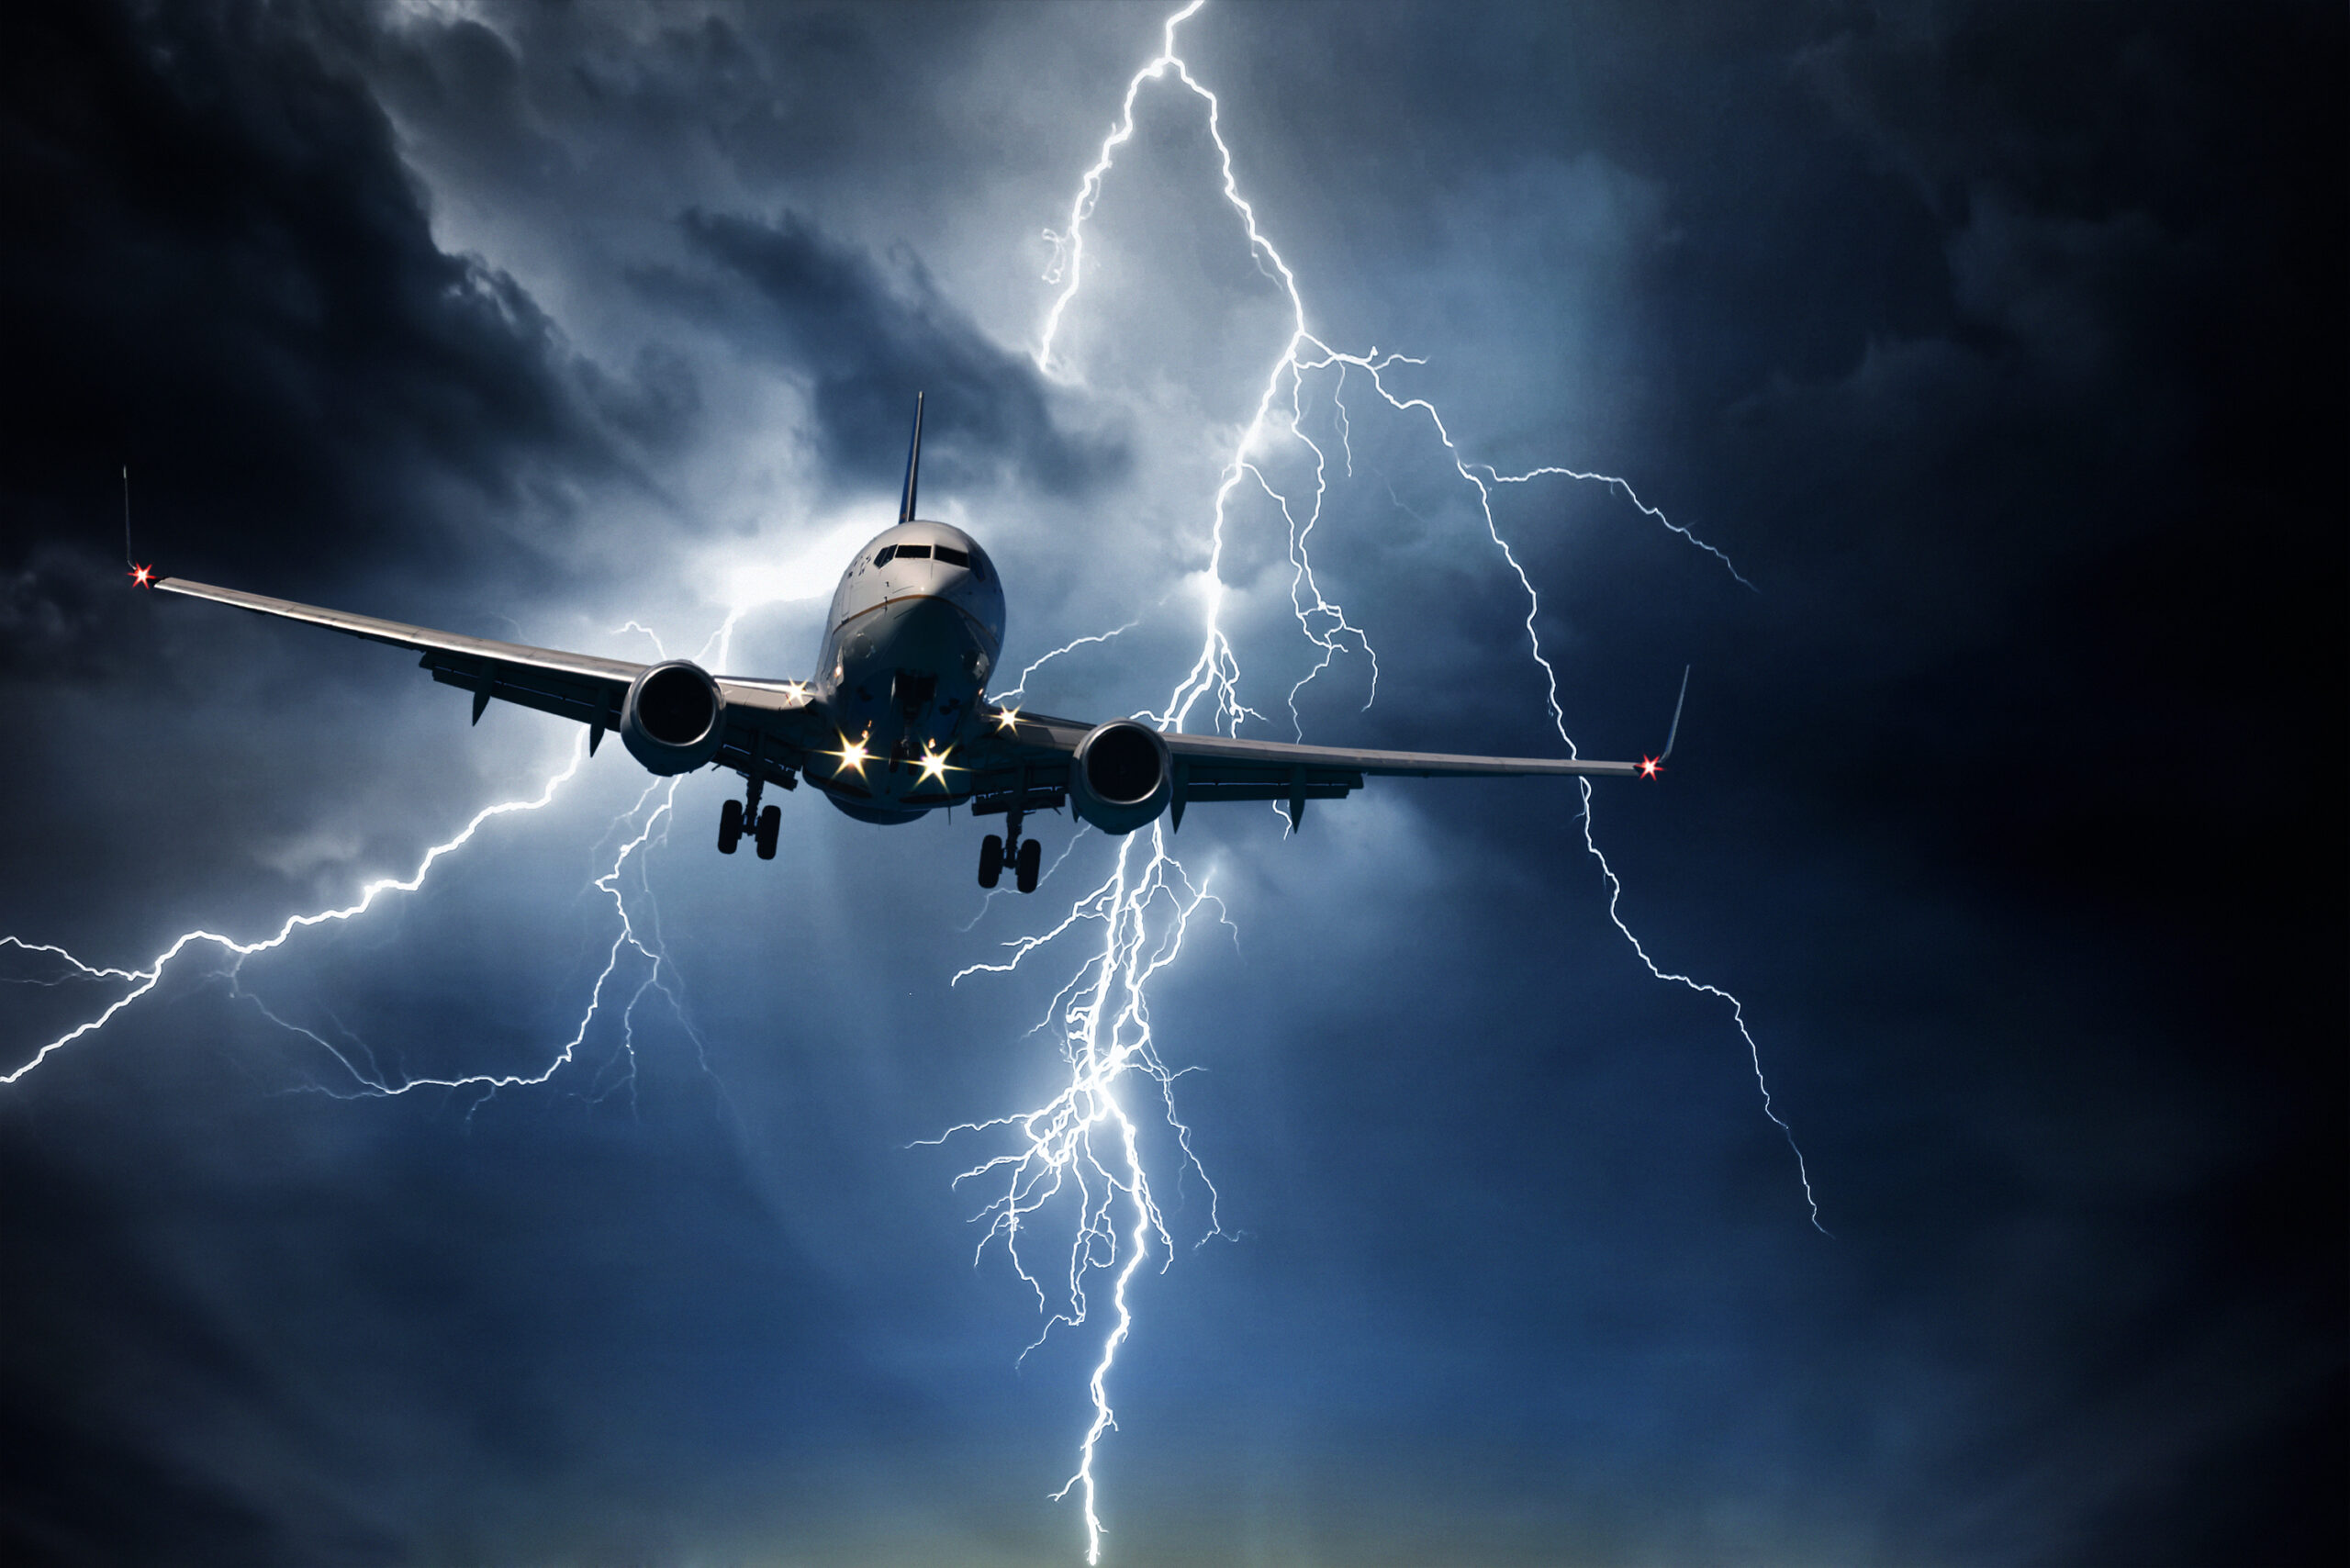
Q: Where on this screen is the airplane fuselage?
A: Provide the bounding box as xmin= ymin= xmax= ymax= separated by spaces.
xmin=810 ymin=521 xmax=1007 ymax=823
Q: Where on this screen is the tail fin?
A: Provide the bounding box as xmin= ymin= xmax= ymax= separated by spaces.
xmin=897 ymin=391 xmax=925 ymax=523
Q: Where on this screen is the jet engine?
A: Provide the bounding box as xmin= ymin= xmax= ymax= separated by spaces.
xmin=620 ymin=659 xmax=726 ymax=775
xmin=1069 ymin=719 xmax=1172 ymax=835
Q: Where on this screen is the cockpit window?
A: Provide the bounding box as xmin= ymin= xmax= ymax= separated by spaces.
xmin=966 ymin=543 xmax=993 ymax=583
xmin=874 ymin=544 xmax=896 ymax=565
xmin=933 ymin=545 xmax=969 ymax=567
xmin=895 ymin=543 xmax=932 ymax=561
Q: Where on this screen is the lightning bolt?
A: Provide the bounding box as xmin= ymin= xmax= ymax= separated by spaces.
xmin=0 ymin=610 xmax=756 ymax=1107
xmin=947 ymin=3 xmax=1826 ymax=1558
xmin=992 ymin=622 xmax=1139 ymax=709
xmin=2 ymin=743 xmax=587 ymax=1090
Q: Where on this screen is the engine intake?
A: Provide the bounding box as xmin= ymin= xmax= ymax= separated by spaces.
xmin=621 ymin=660 xmax=725 ymax=775
xmin=1069 ymin=720 xmax=1172 ymax=835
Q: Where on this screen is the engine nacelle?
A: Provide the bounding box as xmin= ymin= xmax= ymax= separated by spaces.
xmin=1069 ymin=720 xmax=1172 ymax=835
xmin=620 ymin=660 xmax=725 ymax=776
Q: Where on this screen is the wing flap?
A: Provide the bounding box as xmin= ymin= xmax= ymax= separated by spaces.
xmin=712 ymin=718 xmax=815 ymax=790
xmin=1176 ymin=779 xmax=1360 ymax=804
xmin=988 ymin=707 xmax=1635 ymax=780
xmin=425 ymin=654 xmax=622 ymax=731
xmin=1166 ymin=731 xmax=1637 ymax=779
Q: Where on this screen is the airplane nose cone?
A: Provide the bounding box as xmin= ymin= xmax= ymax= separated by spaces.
xmin=860 ymin=592 xmax=982 ymax=669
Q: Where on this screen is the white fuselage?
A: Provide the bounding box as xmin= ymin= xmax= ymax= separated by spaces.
xmin=811 ymin=521 xmax=1007 ymax=823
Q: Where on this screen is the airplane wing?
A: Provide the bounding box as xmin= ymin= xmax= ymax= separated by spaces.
xmin=956 ymin=705 xmax=1649 ymax=832
xmin=151 ymin=577 xmax=830 ymax=789
xmin=151 ymin=577 xmax=1669 ymax=828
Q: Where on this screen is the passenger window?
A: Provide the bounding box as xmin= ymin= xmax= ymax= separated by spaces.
xmin=896 ymin=543 xmax=932 ymax=560
xmin=875 ymin=545 xmax=896 ymax=565
xmin=934 ymin=545 xmax=969 ymax=567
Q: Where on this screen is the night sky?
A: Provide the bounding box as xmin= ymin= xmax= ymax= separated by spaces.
xmin=3 ymin=4 xmax=2343 ymax=1564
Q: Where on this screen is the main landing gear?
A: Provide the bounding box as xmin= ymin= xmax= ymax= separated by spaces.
xmin=979 ymin=801 xmax=1042 ymax=894
xmin=718 ymin=773 xmax=781 ymax=859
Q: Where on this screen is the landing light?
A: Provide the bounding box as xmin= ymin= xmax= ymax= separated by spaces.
xmin=914 ymin=745 xmax=958 ymax=789
xmin=991 ymin=705 xmax=1022 ymax=733
xmin=832 ymin=733 xmax=872 ymax=778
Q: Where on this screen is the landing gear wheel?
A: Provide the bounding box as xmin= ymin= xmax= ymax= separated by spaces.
xmin=978 ymin=834 xmax=1004 ymax=889
xmin=718 ymin=797 xmax=744 ymax=855
xmin=1014 ymin=836 xmax=1042 ymax=894
xmin=755 ymin=803 xmax=781 ymax=860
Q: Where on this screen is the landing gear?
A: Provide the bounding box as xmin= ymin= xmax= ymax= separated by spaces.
xmin=979 ymin=795 xmax=1046 ymax=894
xmin=722 ymin=769 xmax=785 ymax=861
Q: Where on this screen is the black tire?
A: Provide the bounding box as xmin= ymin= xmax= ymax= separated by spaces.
xmin=718 ymin=797 xmax=743 ymax=854
xmin=978 ymin=834 xmax=1004 ymax=889
xmin=755 ymin=803 xmax=781 ymax=860
xmin=1015 ymin=835 xmax=1042 ymax=893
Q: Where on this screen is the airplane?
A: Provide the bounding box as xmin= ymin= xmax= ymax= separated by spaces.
xmin=132 ymin=395 xmax=1681 ymax=894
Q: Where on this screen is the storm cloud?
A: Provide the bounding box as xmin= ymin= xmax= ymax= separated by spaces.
xmin=641 ymin=207 xmax=1126 ymax=501
xmin=0 ymin=3 xmax=621 ymax=600
xmin=0 ymin=3 xmax=2340 ymax=1564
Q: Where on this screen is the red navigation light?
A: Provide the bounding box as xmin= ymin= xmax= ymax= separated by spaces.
xmin=129 ymin=564 xmax=155 ymax=588
xmin=1639 ymin=756 xmax=1662 ymax=779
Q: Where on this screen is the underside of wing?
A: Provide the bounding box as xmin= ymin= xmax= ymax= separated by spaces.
xmin=153 ymin=577 xmax=831 ymax=778
xmin=708 ymin=678 xmax=834 ymax=790
xmin=1163 ymin=730 xmax=1639 ymax=779
xmin=957 ymin=705 xmax=1639 ymax=831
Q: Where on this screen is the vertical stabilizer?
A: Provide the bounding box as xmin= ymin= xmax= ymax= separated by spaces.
xmin=898 ymin=391 xmax=926 ymax=523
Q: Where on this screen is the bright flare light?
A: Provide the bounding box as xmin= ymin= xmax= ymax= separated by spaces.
xmin=831 ymin=733 xmax=873 ymax=778
xmin=710 ymin=513 xmax=890 ymax=609
xmin=914 ymin=744 xmax=957 ymax=789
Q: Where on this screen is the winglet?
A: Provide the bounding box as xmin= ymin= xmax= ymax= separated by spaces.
xmin=897 ymin=391 xmax=925 ymax=523
xmin=123 ymin=465 xmax=155 ymax=588
xmin=1659 ymin=665 xmax=1690 ymax=763
xmin=1639 ymin=666 xmax=1691 ymax=779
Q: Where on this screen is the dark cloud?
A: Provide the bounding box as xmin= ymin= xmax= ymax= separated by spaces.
xmin=0 ymin=1 xmax=621 ymax=614
xmin=0 ymin=3 xmax=2341 ymax=1564
xmin=642 ymin=207 xmax=1127 ymax=501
